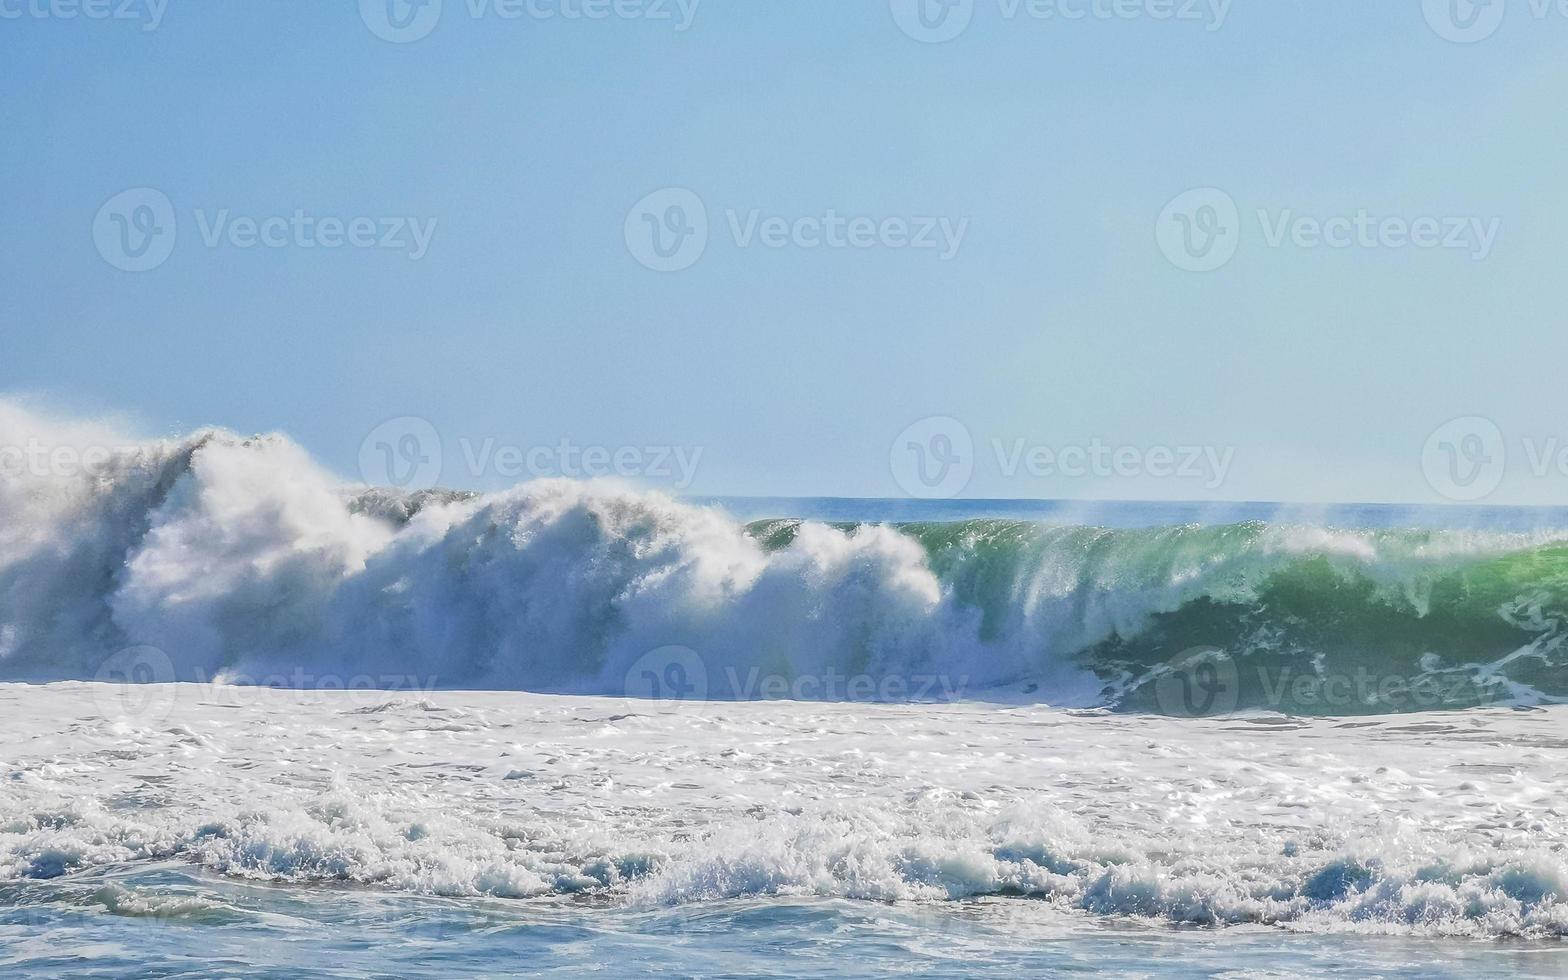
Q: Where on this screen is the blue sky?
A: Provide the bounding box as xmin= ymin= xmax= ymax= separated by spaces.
xmin=4 ymin=1 xmax=1567 ymax=503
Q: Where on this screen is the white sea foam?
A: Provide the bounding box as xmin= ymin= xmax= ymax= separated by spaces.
xmin=2 ymin=686 xmax=1566 ymax=938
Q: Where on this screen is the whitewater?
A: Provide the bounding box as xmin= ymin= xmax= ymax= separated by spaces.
xmin=5 ymin=401 xmax=1568 ymax=975
xmin=6 ymin=688 xmax=1568 ymax=975
xmin=6 ymin=403 xmax=1568 ymax=712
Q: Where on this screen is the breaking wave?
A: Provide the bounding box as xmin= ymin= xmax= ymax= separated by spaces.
xmin=5 ymin=402 xmax=1568 ymax=713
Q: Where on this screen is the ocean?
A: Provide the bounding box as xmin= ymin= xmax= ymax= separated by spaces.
xmin=4 ymin=426 xmax=1568 ymax=976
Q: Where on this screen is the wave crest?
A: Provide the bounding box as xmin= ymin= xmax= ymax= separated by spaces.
xmin=5 ymin=402 xmax=1568 ymax=712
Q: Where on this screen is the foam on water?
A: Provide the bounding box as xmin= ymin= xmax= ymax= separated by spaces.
xmin=7 ymin=402 xmax=1568 ymax=972
xmin=3 ymin=686 xmax=1567 ymax=940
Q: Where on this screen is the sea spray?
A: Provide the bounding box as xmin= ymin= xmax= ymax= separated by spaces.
xmin=4 ymin=400 xmax=1568 ymax=713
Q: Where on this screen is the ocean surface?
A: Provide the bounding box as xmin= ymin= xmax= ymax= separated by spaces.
xmin=5 ymin=413 xmax=1568 ymax=976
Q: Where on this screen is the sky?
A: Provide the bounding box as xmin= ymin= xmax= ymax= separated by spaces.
xmin=3 ymin=0 xmax=1567 ymax=504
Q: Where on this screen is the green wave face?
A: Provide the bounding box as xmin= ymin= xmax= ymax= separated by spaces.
xmin=1092 ymin=545 xmax=1568 ymax=715
xmin=750 ymin=519 xmax=1568 ymax=715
